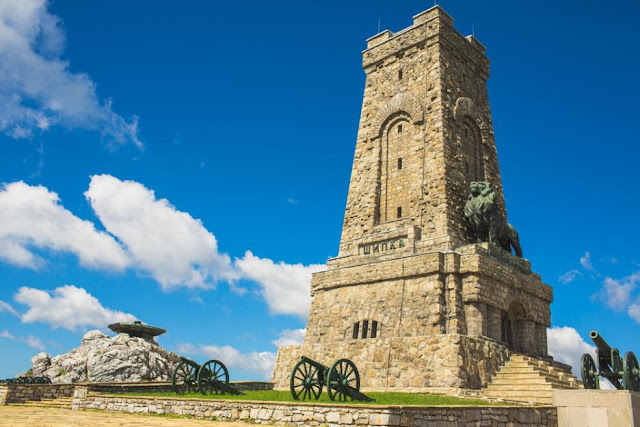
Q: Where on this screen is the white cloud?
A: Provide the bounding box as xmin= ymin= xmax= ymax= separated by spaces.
xmin=25 ymin=335 xmax=45 ymax=350
xmin=272 ymin=328 xmax=306 ymax=347
xmin=0 ymin=181 xmax=130 ymax=270
xmin=0 ymin=300 xmax=19 ymax=317
xmin=85 ymin=175 xmax=238 ymax=289
xmin=598 ymin=273 xmax=639 ymax=312
xmin=0 ymin=329 xmax=45 ymax=350
xmin=629 ymin=303 xmax=640 ymax=324
xmin=580 ymin=252 xmax=594 ymax=271
xmin=15 ymin=285 xmax=137 ymax=331
xmin=547 ymin=326 xmax=596 ymax=379
xmin=178 ymin=342 xmax=276 ymax=378
xmin=0 ymin=0 xmax=141 ymax=147
xmin=558 ymin=269 xmax=582 ymax=284
xmin=236 ymin=251 xmax=326 ymax=318
xmin=1 ymin=330 xmax=15 ymax=339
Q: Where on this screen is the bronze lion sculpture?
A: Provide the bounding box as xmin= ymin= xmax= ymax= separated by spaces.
xmin=463 ymin=181 xmax=522 ymax=258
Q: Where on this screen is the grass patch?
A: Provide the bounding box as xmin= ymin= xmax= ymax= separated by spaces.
xmin=117 ymin=390 xmax=500 ymax=406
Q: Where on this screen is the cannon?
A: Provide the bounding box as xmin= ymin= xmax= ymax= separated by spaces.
xmin=171 ymin=357 xmax=243 ymax=395
xmin=581 ymin=331 xmax=640 ymax=391
xmin=290 ymin=356 xmax=374 ymax=402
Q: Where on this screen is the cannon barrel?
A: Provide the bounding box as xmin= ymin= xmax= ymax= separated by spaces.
xmin=590 ymin=331 xmax=612 ymax=353
xmin=300 ymin=356 xmax=329 ymax=371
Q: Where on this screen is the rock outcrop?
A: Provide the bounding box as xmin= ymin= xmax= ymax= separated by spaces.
xmin=31 ymin=330 xmax=180 ymax=383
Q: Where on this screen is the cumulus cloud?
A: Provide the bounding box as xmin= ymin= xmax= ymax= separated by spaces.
xmin=0 ymin=181 xmax=130 ymax=270
xmin=272 ymin=328 xmax=306 ymax=347
xmin=598 ymin=273 xmax=639 ymax=312
xmin=177 ymin=342 xmax=275 ymax=378
xmin=15 ymin=285 xmax=136 ymax=331
xmin=0 ymin=300 xmax=19 ymax=317
xmin=0 ymin=0 xmax=141 ymax=147
xmin=0 ymin=329 xmax=45 ymax=350
xmin=547 ymin=326 xmax=595 ymax=378
xmin=558 ymin=269 xmax=582 ymax=284
xmin=85 ymin=175 xmax=238 ymax=289
xmin=236 ymin=251 xmax=326 ymax=318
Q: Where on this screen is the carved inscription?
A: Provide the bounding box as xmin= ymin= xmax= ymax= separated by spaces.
xmin=358 ymin=236 xmax=407 ymax=255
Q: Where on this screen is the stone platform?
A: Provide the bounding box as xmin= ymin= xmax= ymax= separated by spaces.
xmin=553 ymin=389 xmax=640 ymax=427
xmin=71 ymin=389 xmax=557 ymax=426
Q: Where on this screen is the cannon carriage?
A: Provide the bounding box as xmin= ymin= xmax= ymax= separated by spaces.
xmin=290 ymin=356 xmax=373 ymax=402
xmin=581 ymin=330 xmax=640 ymax=391
xmin=171 ymin=357 xmax=243 ymax=395
xmin=0 ymin=376 xmax=51 ymax=384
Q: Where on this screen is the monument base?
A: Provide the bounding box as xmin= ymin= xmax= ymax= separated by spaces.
xmin=553 ymin=389 xmax=640 ymax=427
xmin=272 ymin=334 xmax=509 ymax=391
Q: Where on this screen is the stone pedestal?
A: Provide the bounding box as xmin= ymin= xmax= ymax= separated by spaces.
xmin=272 ymin=243 xmax=552 ymax=391
xmin=553 ymin=390 xmax=640 ymax=427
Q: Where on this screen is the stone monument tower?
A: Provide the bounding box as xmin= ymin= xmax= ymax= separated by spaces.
xmin=273 ymin=6 xmax=553 ymax=391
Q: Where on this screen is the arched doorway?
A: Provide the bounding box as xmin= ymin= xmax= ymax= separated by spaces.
xmin=502 ymin=302 xmax=527 ymax=352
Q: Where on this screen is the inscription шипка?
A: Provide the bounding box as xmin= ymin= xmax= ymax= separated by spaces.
xmin=358 ymin=236 xmax=407 ymax=255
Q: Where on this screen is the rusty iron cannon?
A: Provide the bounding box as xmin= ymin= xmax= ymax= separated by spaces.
xmin=290 ymin=356 xmax=374 ymax=402
xmin=581 ymin=331 xmax=639 ymax=391
xmin=172 ymin=357 xmax=243 ymax=395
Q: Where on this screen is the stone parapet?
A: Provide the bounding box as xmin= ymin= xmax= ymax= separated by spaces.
xmin=72 ymin=391 xmax=557 ymax=426
xmin=0 ymin=383 xmax=75 ymax=404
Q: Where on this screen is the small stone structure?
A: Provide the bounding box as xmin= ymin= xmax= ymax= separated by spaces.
xmin=553 ymin=389 xmax=640 ymax=427
xmin=274 ymin=6 xmax=557 ymax=392
xmin=30 ymin=330 xmax=180 ymax=383
xmin=71 ymin=388 xmax=558 ymax=426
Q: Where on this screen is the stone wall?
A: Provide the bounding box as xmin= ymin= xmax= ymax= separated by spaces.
xmin=72 ymin=390 xmax=557 ymax=426
xmin=273 ymin=334 xmax=509 ymax=391
xmin=0 ymin=383 xmax=75 ymax=404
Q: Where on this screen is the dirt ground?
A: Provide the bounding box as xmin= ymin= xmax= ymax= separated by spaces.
xmin=0 ymin=405 xmax=252 ymax=426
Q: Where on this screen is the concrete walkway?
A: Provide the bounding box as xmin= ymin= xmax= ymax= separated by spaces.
xmin=0 ymin=405 xmax=251 ymax=426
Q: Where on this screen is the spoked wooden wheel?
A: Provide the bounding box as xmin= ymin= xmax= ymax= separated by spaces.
xmin=198 ymin=359 xmax=230 ymax=395
xmin=327 ymin=358 xmax=360 ymax=401
xmin=581 ymin=353 xmax=598 ymax=389
xmin=290 ymin=359 xmax=322 ymax=401
xmin=172 ymin=361 xmax=199 ymax=394
xmin=623 ymin=352 xmax=640 ymax=392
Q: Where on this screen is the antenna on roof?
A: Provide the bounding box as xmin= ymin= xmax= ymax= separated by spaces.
xmin=472 ymin=24 xmax=475 ymax=37
xmin=434 ymin=0 xmax=438 ymax=6
xmin=378 ymin=18 xmax=381 ymax=34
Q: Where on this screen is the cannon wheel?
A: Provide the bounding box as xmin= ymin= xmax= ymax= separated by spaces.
xmin=581 ymin=353 xmax=598 ymax=389
xmin=623 ymin=352 xmax=640 ymax=392
xmin=290 ymin=359 xmax=322 ymax=401
xmin=172 ymin=361 xmax=199 ymax=394
xmin=198 ymin=359 xmax=229 ymax=395
xmin=327 ymin=358 xmax=360 ymax=402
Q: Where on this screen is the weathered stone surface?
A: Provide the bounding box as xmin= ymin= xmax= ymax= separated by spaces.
xmin=272 ymin=5 xmax=556 ymax=394
xmin=71 ymin=389 xmax=559 ymax=426
xmin=31 ymin=330 xmax=180 ymax=383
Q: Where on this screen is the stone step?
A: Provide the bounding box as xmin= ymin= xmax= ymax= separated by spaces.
xmin=483 ymin=389 xmax=556 ymax=399
xmin=487 ymin=378 xmax=565 ymax=388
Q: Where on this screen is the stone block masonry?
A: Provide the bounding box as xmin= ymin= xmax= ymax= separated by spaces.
xmin=272 ymin=5 xmax=558 ymax=396
xmin=72 ymin=389 xmax=558 ymax=426
xmin=0 ymin=383 xmax=75 ymax=404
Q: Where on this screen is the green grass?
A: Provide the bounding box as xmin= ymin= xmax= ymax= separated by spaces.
xmin=117 ymin=389 xmax=501 ymax=406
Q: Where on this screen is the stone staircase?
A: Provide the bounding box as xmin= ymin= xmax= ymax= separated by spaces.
xmin=482 ymin=354 xmax=581 ymax=405
xmin=15 ymin=396 xmax=73 ymax=409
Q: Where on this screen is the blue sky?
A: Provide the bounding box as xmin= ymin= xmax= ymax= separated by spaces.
xmin=0 ymin=0 xmax=639 ymax=381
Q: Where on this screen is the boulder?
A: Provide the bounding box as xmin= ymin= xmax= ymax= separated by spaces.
xmin=30 ymin=330 xmax=180 ymax=383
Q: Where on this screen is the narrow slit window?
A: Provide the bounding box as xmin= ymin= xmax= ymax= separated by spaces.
xmin=352 ymin=322 xmax=360 ymax=339
xmin=397 ymin=158 xmax=403 ymax=170
xmin=398 ymin=69 xmax=403 ymax=80
xmin=398 ymin=124 xmax=403 ymax=133
xmin=361 ymin=320 xmax=369 ymax=339
xmin=397 ymin=207 xmax=402 ymax=218
xmin=371 ymin=321 xmax=378 ymax=338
